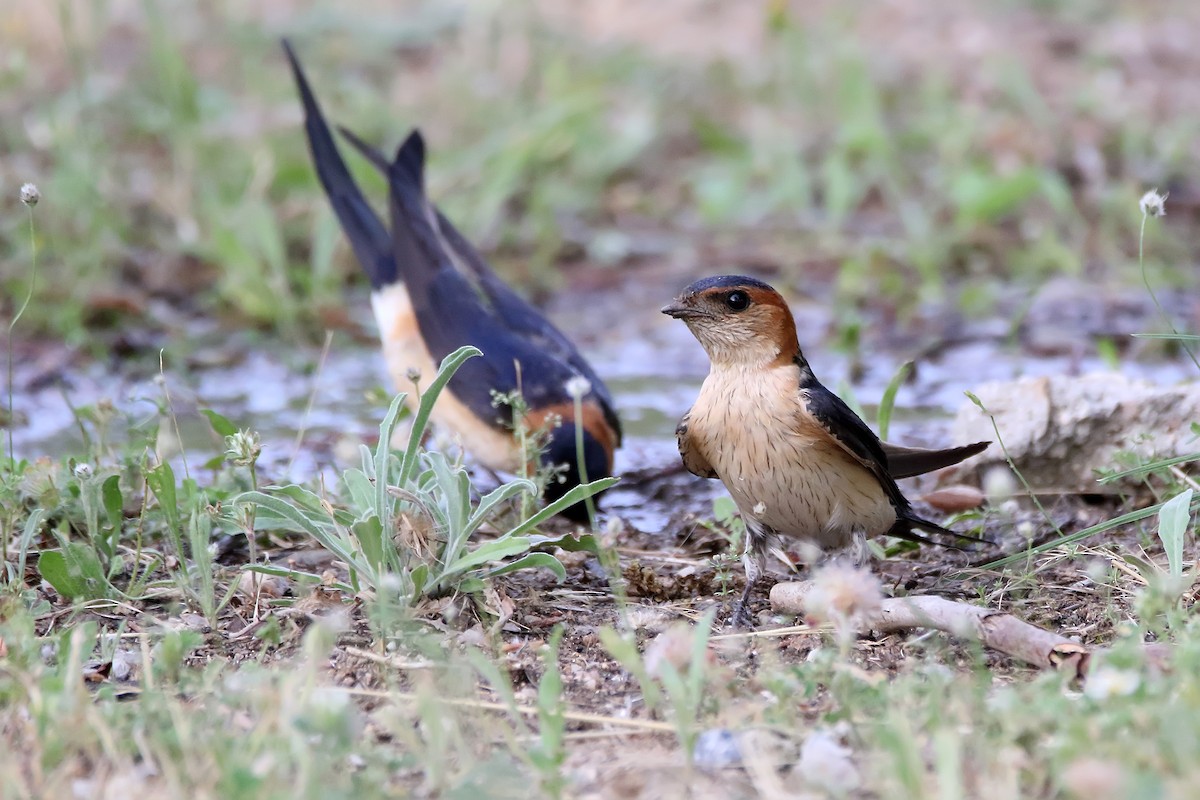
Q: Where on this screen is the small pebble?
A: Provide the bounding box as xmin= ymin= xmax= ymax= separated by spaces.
xmin=693 ymin=728 xmax=743 ymax=770
xmin=920 ymin=484 xmax=985 ymax=513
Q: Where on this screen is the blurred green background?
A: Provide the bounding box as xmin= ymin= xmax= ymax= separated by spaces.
xmin=2 ymin=0 xmax=1197 ymax=347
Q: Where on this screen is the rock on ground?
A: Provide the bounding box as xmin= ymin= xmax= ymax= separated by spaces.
xmin=952 ymin=373 xmax=1200 ymax=492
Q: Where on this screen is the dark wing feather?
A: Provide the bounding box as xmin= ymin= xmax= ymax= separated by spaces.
xmin=337 ymin=125 xmax=390 ymax=172
xmin=432 ymin=209 xmax=622 ymax=443
xmin=287 ymin=41 xmax=619 ymax=458
xmin=282 ymin=41 xmax=396 ymax=288
xmin=882 ymin=441 xmax=989 ymax=480
xmin=334 ymin=125 xmax=617 ymax=434
xmin=797 ymin=368 xmax=909 ymax=512
xmin=341 ymin=124 xmax=619 ymax=440
xmin=797 ymin=362 xmax=986 ymax=545
xmin=380 ymin=134 xmax=598 ymax=428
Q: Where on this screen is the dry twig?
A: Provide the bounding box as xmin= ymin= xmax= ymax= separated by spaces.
xmin=770 ymin=582 xmax=1170 ymax=680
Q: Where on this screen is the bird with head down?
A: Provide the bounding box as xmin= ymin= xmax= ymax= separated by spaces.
xmin=283 ymin=41 xmax=621 ymax=519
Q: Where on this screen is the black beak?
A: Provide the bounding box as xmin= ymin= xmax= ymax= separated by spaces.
xmin=661 ymin=302 xmax=700 ymax=319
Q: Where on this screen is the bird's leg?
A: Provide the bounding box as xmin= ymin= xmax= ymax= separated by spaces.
xmin=814 ymin=526 xmax=871 ymax=572
xmin=847 ymin=526 xmax=870 ymax=566
xmin=732 ymin=521 xmax=770 ymax=628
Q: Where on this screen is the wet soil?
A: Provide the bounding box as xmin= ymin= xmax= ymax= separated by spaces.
xmin=9 ymin=261 xmax=1194 ymax=527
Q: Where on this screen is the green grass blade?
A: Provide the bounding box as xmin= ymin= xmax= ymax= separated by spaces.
xmin=375 ymin=392 xmax=409 ymax=539
xmin=482 ymin=552 xmax=567 ymax=582
xmin=235 ymin=490 xmax=370 ymax=577
xmin=877 ymin=360 xmax=912 ymax=440
xmin=17 ymin=507 xmax=45 ymax=580
xmin=979 ymin=501 xmax=1170 ymax=570
xmin=1098 ymin=452 xmax=1200 ymax=484
xmin=145 ymin=462 xmax=180 ymax=534
xmin=502 ymin=477 xmax=619 ymax=539
xmin=398 ymin=346 xmax=482 ymax=487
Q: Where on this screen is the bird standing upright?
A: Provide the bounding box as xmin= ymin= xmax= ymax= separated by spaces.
xmin=283 ymin=42 xmax=621 ymax=516
xmin=663 ymin=276 xmax=987 ymax=624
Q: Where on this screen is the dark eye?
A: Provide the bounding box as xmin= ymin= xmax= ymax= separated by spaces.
xmin=725 ymin=291 xmax=750 ymax=311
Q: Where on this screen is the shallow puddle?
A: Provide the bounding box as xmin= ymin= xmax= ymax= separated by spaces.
xmin=8 ymin=275 xmax=1196 ymax=535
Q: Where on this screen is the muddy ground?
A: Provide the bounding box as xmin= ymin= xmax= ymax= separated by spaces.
xmin=12 ymin=257 xmax=1193 ymax=689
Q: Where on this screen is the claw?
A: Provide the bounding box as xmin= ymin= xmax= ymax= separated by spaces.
xmin=731 ymin=576 xmax=760 ymax=628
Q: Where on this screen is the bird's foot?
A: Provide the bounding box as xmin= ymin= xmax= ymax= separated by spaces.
xmin=729 ymin=578 xmax=761 ymax=629
xmin=731 ymin=600 xmax=756 ymax=629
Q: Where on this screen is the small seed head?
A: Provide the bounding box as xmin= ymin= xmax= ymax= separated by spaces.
xmin=224 ymin=429 xmax=262 ymax=467
xmin=1139 ymin=189 xmax=1167 ymax=218
xmin=805 ymin=562 xmax=884 ymax=637
xmin=19 ymin=183 xmax=40 ymax=207
xmin=565 ymin=375 xmax=592 ymax=400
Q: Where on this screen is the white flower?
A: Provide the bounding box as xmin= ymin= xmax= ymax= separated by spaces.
xmin=224 ymin=429 xmax=262 ymax=467
xmin=564 ymin=375 xmax=592 ymax=400
xmin=19 ymin=183 xmax=40 ymax=207
xmin=1139 ymin=189 xmax=1167 ymax=218
xmin=1084 ymin=666 xmax=1140 ymax=700
xmin=73 ymin=463 xmax=93 ymax=480
xmin=805 ymin=562 xmax=883 ymax=631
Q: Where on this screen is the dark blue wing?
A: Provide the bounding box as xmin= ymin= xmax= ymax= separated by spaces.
xmin=286 ymin=41 xmax=620 ymax=452
xmin=433 ymin=210 xmax=622 ymax=442
xmin=798 ymin=360 xmax=988 ymax=545
xmin=796 ymin=361 xmax=909 ymax=512
xmin=282 ymin=41 xmax=396 ymax=288
xmin=382 ymin=133 xmax=598 ymax=428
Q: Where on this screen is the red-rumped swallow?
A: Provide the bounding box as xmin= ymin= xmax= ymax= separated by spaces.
xmin=663 ymin=275 xmax=988 ymax=624
xmin=283 ymin=42 xmax=621 ymax=516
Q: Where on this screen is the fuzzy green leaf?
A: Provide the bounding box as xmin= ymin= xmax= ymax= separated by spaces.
xmin=374 ymin=392 xmax=409 ymax=539
xmin=466 ymin=479 xmax=537 ymax=537
xmin=483 ymin=552 xmax=567 ymax=582
xmin=353 ymin=516 xmax=386 ymax=573
xmin=443 ymin=536 xmax=537 ymax=577
xmin=37 ymin=550 xmax=85 ymax=599
xmin=1158 ymin=489 xmax=1193 ymax=579
xmin=399 ymin=346 xmax=481 ymax=486
xmin=39 ymin=542 xmax=109 ymax=600
xmin=146 ymin=462 xmax=180 ymax=533
xmin=342 ymin=469 xmax=376 ymax=518
xmin=503 ymin=477 xmax=619 ymax=539
xmin=548 ymin=533 xmax=601 ymax=556
xmin=201 ymin=409 xmax=238 ymax=438
xmin=101 ymin=474 xmax=123 ymax=530
xmin=235 ymin=490 xmax=369 ymax=579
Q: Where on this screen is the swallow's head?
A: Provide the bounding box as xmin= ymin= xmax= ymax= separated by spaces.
xmin=541 ymin=424 xmax=613 ymax=522
xmin=662 ymin=275 xmax=799 ymax=365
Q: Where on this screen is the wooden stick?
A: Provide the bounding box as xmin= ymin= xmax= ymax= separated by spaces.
xmin=770 ymin=582 xmax=1169 ymax=680
xmin=343 ymin=687 xmax=677 ymax=732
